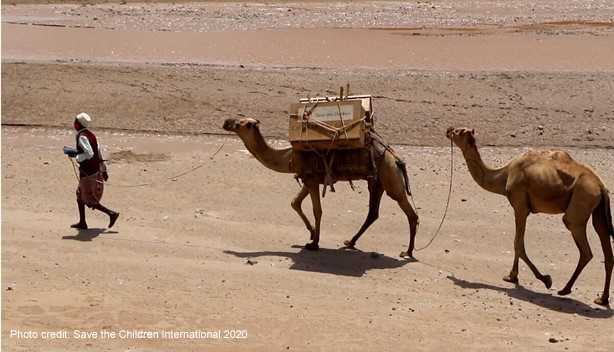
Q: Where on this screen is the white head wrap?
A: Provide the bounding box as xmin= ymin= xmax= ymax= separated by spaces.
xmin=76 ymin=112 xmax=92 ymax=127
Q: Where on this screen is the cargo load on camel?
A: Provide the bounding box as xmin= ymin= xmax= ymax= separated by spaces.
xmin=288 ymin=87 xmax=408 ymax=197
xmin=289 ymin=93 xmax=373 ymax=151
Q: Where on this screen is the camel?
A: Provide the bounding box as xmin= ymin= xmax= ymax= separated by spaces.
xmin=222 ymin=117 xmax=419 ymax=257
xmin=446 ymin=127 xmax=614 ymax=306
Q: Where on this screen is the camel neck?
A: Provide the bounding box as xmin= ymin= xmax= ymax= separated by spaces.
xmin=240 ymin=130 xmax=293 ymax=174
xmin=462 ymin=144 xmax=508 ymax=195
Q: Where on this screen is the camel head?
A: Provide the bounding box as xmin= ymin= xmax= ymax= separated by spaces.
xmin=446 ymin=127 xmax=476 ymax=150
xmin=222 ymin=118 xmax=261 ymax=137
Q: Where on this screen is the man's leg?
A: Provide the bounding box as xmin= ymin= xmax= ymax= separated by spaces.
xmin=71 ymin=200 xmax=88 ymax=229
xmin=93 ymin=204 xmax=120 ymax=228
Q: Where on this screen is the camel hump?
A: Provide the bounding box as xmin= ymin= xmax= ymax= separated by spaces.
xmin=511 ymin=150 xmax=571 ymax=168
xmin=546 ymin=150 xmax=573 ymax=162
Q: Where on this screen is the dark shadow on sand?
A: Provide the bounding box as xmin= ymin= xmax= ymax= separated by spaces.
xmin=224 ymin=245 xmax=416 ymax=277
xmin=447 ymin=275 xmax=613 ymax=318
xmin=62 ymin=228 xmax=116 ymax=242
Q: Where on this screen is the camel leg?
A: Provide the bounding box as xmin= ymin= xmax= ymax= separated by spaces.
xmin=592 ymin=205 xmax=614 ymax=306
xmin=397 ymin=196 xmax=419 ymax=258
xmin=503 ymin=208 xmax=552 ymax=288
xmin=291 ymin=184 xmax=316 ymax=240
xmin=503 ymin=209 xmax=525 ymax=284
xmin=304 ymin=180 xmax=322 ymax=251
xmin=384 ymin=189 xmax=418 ymax=258
xmin=557 ymin=217 xmax=594 ymax=297
xmin=558 ymin=228 xmax=592 ymax=296
xmin=558 ymin=184 xmax=598 ymax=297
xmin=375 ymin=156 xmax=419 ymax=258
xmin=344 ymin=179 xmax=384 ymax=249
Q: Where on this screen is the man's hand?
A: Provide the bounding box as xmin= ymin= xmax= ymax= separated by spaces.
xmin=63 ymin=146 xmax=79 ymax=157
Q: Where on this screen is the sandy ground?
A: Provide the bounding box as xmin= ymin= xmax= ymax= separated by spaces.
xmin=2 ymin=1 xmax=614 ymax=351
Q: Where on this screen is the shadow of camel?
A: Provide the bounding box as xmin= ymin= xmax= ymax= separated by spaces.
xmin=447 ymin=275 xmax=613 ymax=318
xmin=224 ymin=245 xmax=416 ymax=277
xmin=62 ymin=228 xmax=116 ymax=242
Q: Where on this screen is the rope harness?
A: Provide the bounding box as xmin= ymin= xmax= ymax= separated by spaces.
xmin=297 ymin=100 xmax=369 ymax=197
xmin=298 ymin=101 xmax=367 ymax=144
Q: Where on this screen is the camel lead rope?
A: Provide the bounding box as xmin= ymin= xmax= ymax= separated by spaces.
xmin=414 ymin=138 xmax=454 ymax=251
xmin=68 ymin=140 xmax=227 ymax=188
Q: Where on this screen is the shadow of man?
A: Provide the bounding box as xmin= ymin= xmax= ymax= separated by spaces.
xmin=447 ymin=275 xmax=613 ymax=318
xmin=225 ymin=245 xmax=416 ymax=277
xmin=62 ymin=228 xmax=114 ymax=242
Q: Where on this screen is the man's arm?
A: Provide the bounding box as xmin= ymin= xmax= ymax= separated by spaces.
xmin=76 ymin=135 xmax=94 ymax=163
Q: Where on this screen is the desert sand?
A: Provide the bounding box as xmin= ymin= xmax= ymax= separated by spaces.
xmin=2 ymin=1 xmax=614 ymax=351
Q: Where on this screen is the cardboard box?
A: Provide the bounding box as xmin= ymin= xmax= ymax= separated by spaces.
xmin=299 ymin=95 xmax=373 ymax=117
xmin=289 ymin=99 xmax=369 ymax=150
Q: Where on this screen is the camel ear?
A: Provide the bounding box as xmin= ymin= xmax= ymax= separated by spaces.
xmin=471 ymin=129 xmax=475 ymax=135
xmin=245 ymin=121 xmax=254 ymax=129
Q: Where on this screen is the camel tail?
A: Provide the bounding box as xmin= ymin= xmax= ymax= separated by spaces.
xmin=594 ymin=187 xmax=614 ymax=241
xmin=395 ymin=157 xmax=411 ymax=196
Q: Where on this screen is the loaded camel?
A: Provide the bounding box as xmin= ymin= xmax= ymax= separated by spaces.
xmin=446 ymin=127 xmax=614 ymax=305
xmin=223 ymin=118 xmax=419 ymax=257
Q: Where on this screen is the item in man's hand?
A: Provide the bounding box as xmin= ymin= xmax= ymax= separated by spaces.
xmin=63 ymin=146 xmax=78 ymax=156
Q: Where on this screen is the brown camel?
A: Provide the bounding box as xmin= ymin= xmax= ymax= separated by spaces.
xmin=222 ymin=117 xmax=419 ymax=257
xmin=446 ymin=127 xmax=614 ymax=305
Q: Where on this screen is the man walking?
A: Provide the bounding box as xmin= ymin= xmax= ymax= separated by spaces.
xmin=69 ymin=112 xmax=119 ymax=229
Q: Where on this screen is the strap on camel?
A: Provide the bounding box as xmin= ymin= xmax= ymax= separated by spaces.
xmin=369 ymin=128 xmax=411 ymax=196
xmin=298 ymin=100 xmax=367 ymax=197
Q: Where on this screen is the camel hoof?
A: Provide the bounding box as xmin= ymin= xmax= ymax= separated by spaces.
xmin=304 ymin=243 xmax=319 ymax=251
xmin=503 ymin=275 xmax=519 ymax=284
xmin=558 ymin=288 xmax=572 ymax=296
xmin=399 ymin=251 xmax=413 ymax=259
xmin=594 ymin=296 xmax=609 ymax=307
xmin=540 ymin=275 xmax=552 ymax=289
xmin=343 ymin=240 xmax=355 ymax=248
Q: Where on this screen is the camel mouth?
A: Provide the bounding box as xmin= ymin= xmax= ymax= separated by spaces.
xmin=222 ymin=119 xmax=236 ymax=131
xmin=446 ymin=127 xmax=455 ymax=139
